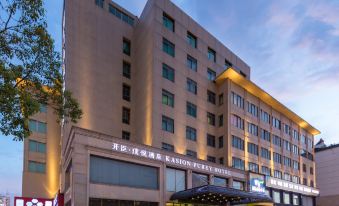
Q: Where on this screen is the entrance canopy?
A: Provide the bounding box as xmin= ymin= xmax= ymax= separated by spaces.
xmin=170 ymin=185 xmax=272 ymax=205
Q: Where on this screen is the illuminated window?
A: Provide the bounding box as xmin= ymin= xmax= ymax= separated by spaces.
xmin=283 ymin=192 xmax=290 ymax=204
xmin=162 ymin=89 xmax=174 ymax=107
xmin=273 ymin=190 xmax=281 ymax=203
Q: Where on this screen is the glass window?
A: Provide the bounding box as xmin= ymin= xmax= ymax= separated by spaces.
xmin=207 ymin=156 xmax=216 ymax=163
xmin=219 ymin=93 xmax=223 ymax=105
xmin=163 ymin=13 xmax=174 ymax=32
xmin=123 ymin=61 xmax=131 ymax=79
xmin=122 ymin=107 xmax=130 ymax=124
xmin=187 ymin=31 xmax=197 ymax=48
xmin=247 ymin=102 xmax=258 ymax=117
xmin=162 ymin=115 xmax=174 ymax=133
xmin=187 ymin=55 xmax=197 ymax=71
xmin=29 ymin=120 xmax=47 ymax=134
xmin=162 ymin=143 xmax=174 ymax=152
xmin=261 ymin=148 xmax=271 ymax=160
xmin=192 ymin=172 xmax=208 ymax=188
xmin=218 ymin=136 xmax=223 ymax=148
xmin=207 ymin=68 xmax=216 ymax=81
xmin=207 ymin=90 xmax=216 ymax=104
xmin=273 ymin=191 xmax=281 ymax=203
xmin=274 ymin=170 xmax=282 ymax=179
xmin=207 ymin=134 xmax=215 ymax=147
xmin=166 ymin=168 xmax=185 ymax=192
xmin=213 ymin=176 xmax=228 ymax=187
xmin=260 ymin=109 xmax=270 ymax=123
xmin=260 ymin=129 xmax=271 ymax=142
xmin=225 ymin=59 xmax=232 ymax=68
xmin=123 ymin=38 xmax=131 ymax=56
xmin=231 ymin=114 xmax=244 ymax=130
xmin=122 ymin=84 xmax=131 ymax=101
xmin=261 ymin=166 xmax=271 ymax=176
xmin=162 ymin=63 xmax=174 ymax=82
xmin=186 ymin=78 xmax=197 ymax=94
xmin=273 ymin=152 xmax=282 ymax=164
xmin=207 ymin=112 xmax=215 ymax=126
xmin=162 ymin=89 xmax=174 ymax=107
xmin=108 ymin=4 xmax=134 ymax=26
xmin=95 ymin=0 xmax=104 ymax=8
xmin=28 ymin=161 xmax=46 ymax=173
xmin=248 ymin=162 xmax=259 ymax=173
xmin=186 ymin=126 xmax=197 ymax=141
xmin=248 ymin=142 xmax=259 ymax=156
xmin=232 ymin=157 xmax=244 ymax=170
xmin=122 ymin=131 xmax=130 ymax=140
xmin=231 ymin=92 xmax=244 ymax=109
xmin=39 ymin=104 xmax=47 ymax=113
xmin=207 ymin=47 xmax=216 ymax=62
xmin=232 ymin=135 xmax=244 ymax=150
xmin=163 ymin=38 xmax=175 ymax=57
xmin=90 ymin=156 xmax=158 ymax=190
xmin=29 ymin=140 xmax=46 ymax=153
xmin=293 ymin=194 xmax=300 ymax=205
xmin=232 ymin=181 xmax=244 ymax=190
xmin=219 ymin=157 xmax=224 ymax=165
xmin=186 ymin=150 xmax=197 ymax=158
xmin=247 ymin=122 xmax=258 ymax=136
xmin=186 ymin=102 xmax=197 ymax=118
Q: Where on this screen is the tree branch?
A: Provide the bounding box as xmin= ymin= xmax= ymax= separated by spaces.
xmin=0 ymin=5 xmax=15 ymax=34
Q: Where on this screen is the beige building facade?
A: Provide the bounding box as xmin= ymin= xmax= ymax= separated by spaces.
xmin=22 ymin=0 xmax=320 ymax=205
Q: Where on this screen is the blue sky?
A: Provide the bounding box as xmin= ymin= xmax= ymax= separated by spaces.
xmin=1 ymin=0 xmax=339 ymax=198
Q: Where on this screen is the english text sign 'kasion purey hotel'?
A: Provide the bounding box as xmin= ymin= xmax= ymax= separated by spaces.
xmin=21 ymin=0 xmax=320 ymax=205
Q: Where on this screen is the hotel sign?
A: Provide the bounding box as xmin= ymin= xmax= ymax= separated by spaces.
xmin=266 ymin=177 xmax=319 ymax=196
xmin=112 ymin=142 xmax=245 ymax=178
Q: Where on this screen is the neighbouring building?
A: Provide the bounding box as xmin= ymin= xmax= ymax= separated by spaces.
xmin=0 ymin=195 xmax=10 ymax=206
xmin=21 ymin=0 xmax=320 ymax=205
xmin=315 ymin=139 xmax=339 ymax=206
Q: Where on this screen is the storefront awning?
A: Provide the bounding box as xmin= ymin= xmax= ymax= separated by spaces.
xmin=170 ymin=185 xmax=272 ymax=205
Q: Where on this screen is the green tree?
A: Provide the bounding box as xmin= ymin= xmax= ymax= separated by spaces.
xmin=0 ymin=0 xmax=82 ymax=140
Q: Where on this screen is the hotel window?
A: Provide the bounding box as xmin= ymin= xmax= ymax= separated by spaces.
xmin=207 ymin=156 xmax=216 ymax=163
xmin=274 ymin=170 xmax=282 ymax=179
xmin=248 ymin=142 xmax=259 ymax=156
xmin=260 ymin=109 xmax=270 ymax=123
xmin=292 ymin=176 xmax=300 ymax=184
xmin=207 ymin=47 xmax=216 ymax=62
xmin=248 ymin=162 xmax=259 ymax=173
xmin=163 ymin=12 xmax=174 ymax=32
xmin=122 ymin=131 xmax=130 ymax=140
xmin=273 ymin=152 xmax=282 ymax=164
xmin=261 ymin=148 xmax=271 ymax=160
xmin=301 ymin=135 xmax=307 ymax=144
xmin=218 ymin=136 xmax=223 ymax=148
xmin=292 ymin=144 xmax=299 ymax=155
xmin=207 ymin=112 xmax=215 ymax=126
xmin=272 ymin=117 xmax=281 ymax=130
xmin=260 ymin=129 xmax=271 ymax=142
xmin=284 ymin=124 xmax=291 ymax=135
xmin=310 ymin=167 xmax=314 ymax=175
xmin=90 ymin=156 xmax=158 ymax=190
xmin=284 ymin=140 xmax=291 ymax=151
xmin=247 ymin=102 xmax=258 ymax=117
xmin=207 ymin=90 xmax=216 ymax=104
xmin=162 ymin=38 xmax=175 ymax=57
xmin=231 ymin=114 xmax=244 ymax=130
xmin=122 ymin=84 xmax=130 ymax=101
xmin=219 ymin=157 xmax=224 ymax=165
xmin=247 ymin=122 xmax=258 ymax=136
xmin=28 ymin=161 xmax=46 ymax=173
xmin=207 ymin=68 xmax=216 ymax=81
xmin=218 ymin=115 xmax=223 ymax=127
xmin=39 ymin=104 xmax=47 ymax=113
xmin=207 ymin=134 xmax=215 ymax=147
xmin=166 ymin=168 xmax=185 ymax=192
xmin=261 ymin=166 xmax=271 ymax=176
xmin=187 ymin=31 xmax=197 ymax=48
xmin=273 ymin=190 xmax=281 ymax=203
xmin=162 ymin=89 xmax=174 ymax=107
xmin=29 ymin=140 xmax=46 ymax=153
xmin=232 ymin=180 xmax=244 ymax=190
xmin=283 ymin=192 xmax=291 ymax=205
xmin=186 ymin=126 xmax=197 ymax=141
xmin=303 ymin=164 xmax=306 ymax=173
xmin=162 ymin=142 xmax=174 ymax=152
xmin=284 ymin=156 xmax=292 ymax=167
xmin=232 ymin=157 xmax=245 ymax=170
xmin=162 ymin=115 xmax=174 ymax=133
xmin=293 ymin=129 xmax=299 ymax=140
xmin=123 ymin=38 xmax=131 ymax=56
xmin=273 ymin=135 xmax=282 ymax=147
xmin=293 ymin=160 xmax=300 ymax=170
xmin=300 ymin=149 xmax=307 ymax=158
xmin=95 ymin=0 xmax=104 ymax=8
xmin=303 ymin=178 xmax=307 ymax=185
xmin=122 ymin=107 xmax=130 ymax=124
xmin=109 ymin=4 xmax=135 ymax=26
xmin=231 ymin=92 xmax=244 ymax=109
xmin=186 ymin=102 xmax=197 ymax=118
xmin=293 ymin=194 xmax=300 ymax=205
xmin=29 ymin=119 xmax=47 ymax=134
xmin=186 ymin=78 xmax=197 ymax=94
xmin=123 ymin=61 xmax=131 ymax=79
xmin=192 ymin=172 xmax=208 ymax=188
xmin=232 ymin=135 xmax=244 ymax=150
xmin=213 ymin=176 xmax=228 ymax=187
xmin=218 ymin=93 xmax=223 ymax=105
xmin=310 ymin=180 xmax=314 ymax=187
xmin=284 ymin=173 xmax=291 ymax=181
xmin=162 ymin=63 xmax=175 ymax=82
xmin=186 ymin=150 xmax=197 ymax=158
xmin=225 ymin=59 xmax=232 ymax=68
xmin=187 ymin=55 xmax=197 ymax=71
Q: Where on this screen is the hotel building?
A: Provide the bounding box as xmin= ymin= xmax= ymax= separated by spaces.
xmin=21 ymin=0 xmax=320 ymax=205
